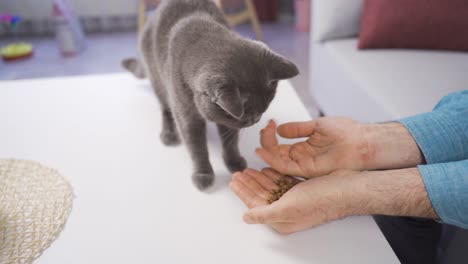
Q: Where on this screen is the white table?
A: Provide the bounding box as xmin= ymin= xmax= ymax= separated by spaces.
xmin=0 ymin=74 xmax=399 ymax=264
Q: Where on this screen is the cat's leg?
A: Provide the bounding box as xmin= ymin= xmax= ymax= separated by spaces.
xmin=217 ymin=124 xmax=247 ymax=173
xmin=176 ymin=113 xmax=214 ymax=190
xmin=160 ymin=108 xmax=180 ymax=146
xmin=148 ymin=76 xmax=181 ymax=146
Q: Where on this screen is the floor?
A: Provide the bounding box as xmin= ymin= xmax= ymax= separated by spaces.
xmin=0 ymin=22 xmax=319 ymax=116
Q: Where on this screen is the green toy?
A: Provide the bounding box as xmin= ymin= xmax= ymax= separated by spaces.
xmin=0 ymin=14 xmax=34 ymax=61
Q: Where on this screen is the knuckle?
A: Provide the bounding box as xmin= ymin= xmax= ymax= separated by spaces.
xmin=251 ymin=214 xmax=265 ymax=224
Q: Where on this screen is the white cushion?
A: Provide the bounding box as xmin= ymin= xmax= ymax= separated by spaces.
xmin=311 ymin=39 xmax=468 ymax=121
xmin=312 ymin=0 xmax=363 ymax=43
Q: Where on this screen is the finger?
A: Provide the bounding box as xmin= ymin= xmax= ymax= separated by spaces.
xmin=289 ymin=143 xmax=314 ymax=162
xmin=260 ymin=120 xmax=278 ymax=149
xmin=261 ymin=167 xmax=282 ymax=181
xmin=243 ymin=203 xmax=285 ymax=224
xmin=237 ymin=169 xmax=272 ymax=200
xmin=243 ymin=168 xmax=278 ymax=192
xmin=288 ymin=143 xmax=328 ymax=177
xmin=261 ymin=168 xmax=301 ymax=185
xmin=277 ymin=121 xmax=317 ymax=139
xmin=255 ymin=148 xmax=288 ymax=173
xmin=305 ymin=154 xmax=336 ymax=177
xmin=230 ymin=174 xmax=265 ymax=209
xmin=255 ymin=148 xmax=303 ymax=176
xmin=271 ymin=222 xmax=315 ymax=235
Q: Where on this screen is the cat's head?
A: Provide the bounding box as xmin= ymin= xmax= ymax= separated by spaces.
xmin=192 ymin=40 xmax=299 ymax=129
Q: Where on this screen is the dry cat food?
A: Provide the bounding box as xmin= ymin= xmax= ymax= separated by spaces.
xmin=267 ymin=178 xmax=299 ymax=204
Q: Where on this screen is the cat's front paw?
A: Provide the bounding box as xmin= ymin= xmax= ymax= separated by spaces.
xmin=192 ymin=172 xmax=215 ymax=191
xmin=160 ymin=130 xmax=181 ymax=146
xmin=224 ymin=156 xmax=247 ymax=173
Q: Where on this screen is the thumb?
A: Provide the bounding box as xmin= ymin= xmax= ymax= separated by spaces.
xmin=277 ymin=121 xmax=317 ymax=139
xmin=243 ymin=203 xmax=284 ymax=224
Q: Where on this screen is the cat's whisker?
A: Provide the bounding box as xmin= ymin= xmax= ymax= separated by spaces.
xmin=224 ymin=129 xmax=239 ymax=146
xmin=221 ymin=128 xmax=234 ymax=139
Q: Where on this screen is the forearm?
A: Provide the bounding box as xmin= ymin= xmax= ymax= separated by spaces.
xmin=350 ymin=168 xmax=438 ymax=219
xmin=362 ymin=91 xmax=468 ymax=170
xmin=364 ymin=122 xmax=424 ymax=170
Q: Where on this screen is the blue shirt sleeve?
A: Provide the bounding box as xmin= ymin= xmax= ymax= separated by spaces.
xmin=399 ymin=90 xmax=468 ymax=164
xmin=418 ymin=160 xmax=468 ymax=229
xmin=398 ymin=90 xmax=468 ymax=228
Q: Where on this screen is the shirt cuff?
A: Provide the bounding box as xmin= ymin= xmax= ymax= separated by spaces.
xmin=418 ymin=160 xmax=468 ymax=229
xmin=399 ymin=111 xmax=466 ymax=164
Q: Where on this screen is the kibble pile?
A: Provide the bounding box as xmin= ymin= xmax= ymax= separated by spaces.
xmin=267 ymin=178 xmax=299 ymax=204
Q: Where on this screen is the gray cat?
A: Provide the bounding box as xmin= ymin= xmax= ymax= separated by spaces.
xmin=122 ymin=0 xmax=299 ymax=191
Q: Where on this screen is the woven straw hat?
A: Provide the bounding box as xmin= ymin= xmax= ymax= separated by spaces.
xmin=0 ymin=159 xmax=73 ymax=264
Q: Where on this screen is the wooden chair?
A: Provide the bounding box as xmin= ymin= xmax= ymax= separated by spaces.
xmin=138 ymin=0 xmax=160 ymax=33
xmin=214 ymin=0 xmax=263 ymax=41
xmin=138 ymin=0 xmax=263 ymax=41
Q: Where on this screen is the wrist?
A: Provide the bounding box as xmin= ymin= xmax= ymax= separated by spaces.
xmin=341 ymin=171 xmax=377 ymax=216
xmin=350 ymin=169 xmax=438 ymax=218
xmin=329 ymin=171 xmax=376 ymax=218
xmin=364 ymin=122 xmax=424 ymax=170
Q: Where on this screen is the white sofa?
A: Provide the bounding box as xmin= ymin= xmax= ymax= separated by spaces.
xmin=309 ymin=0 xmax=468 ymax=123
xmin=308 ymin=0 xmax=468 ymax=262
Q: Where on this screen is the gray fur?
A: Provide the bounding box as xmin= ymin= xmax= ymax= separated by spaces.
xmin=123 ymin=0 xmax=299 ymax=191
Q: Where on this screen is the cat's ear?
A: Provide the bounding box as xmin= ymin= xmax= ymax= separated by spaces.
xmin=269 ymin=53 xmax=299 ymax=80
xmin=214 ymin=87 xmax=244 ymax=120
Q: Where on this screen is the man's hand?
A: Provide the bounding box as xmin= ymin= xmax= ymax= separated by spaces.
xmin=256 ymin=118 xmax=423 ymax=178
xmin=230 ymin=168 xmax=359 ymax=234
xmin=256 ymin=117 xmax=371 ymax=177
xmin=230 ymin=168 xmax=438 ymax=235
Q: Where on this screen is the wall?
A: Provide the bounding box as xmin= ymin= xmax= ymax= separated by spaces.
xmin=0 ymin=0 xmax=138 ymax=19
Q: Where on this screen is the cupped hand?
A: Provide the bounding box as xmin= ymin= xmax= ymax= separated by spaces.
xmin=230 ymin=168 xmax=360 ymax=234
xmin=256 ymin=117 xmax=372 ymax=178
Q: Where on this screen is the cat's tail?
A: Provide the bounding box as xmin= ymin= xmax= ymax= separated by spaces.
xmin=121 ymin=58 xmax=146 ymax=79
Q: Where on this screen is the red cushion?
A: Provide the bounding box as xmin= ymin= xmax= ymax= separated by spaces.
xmin=358 ymin=0 xmax=468 ymax=51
